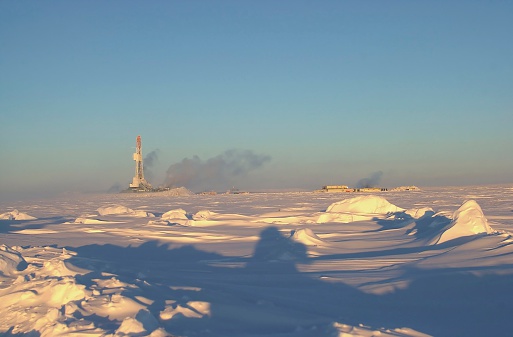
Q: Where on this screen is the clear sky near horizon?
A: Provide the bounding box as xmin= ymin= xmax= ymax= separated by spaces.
xmin=1 ymin=1 xmax=512 ymax=201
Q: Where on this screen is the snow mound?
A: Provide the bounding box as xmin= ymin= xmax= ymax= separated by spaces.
xmin=436 ymin=200 xmax=495 ymax=244
xmin=0 ymin=209 xmax=37 ymax=220
xmin=41 ymin=278 xmax=88 ymax=308
xmin=135 ymin=210 xmax=154 ymax=217
xmin=40 ymin=259 xmax=84 ymax=277
xmin=317 ymin=195 xmax=404 ymax=223
xmin=97 ymin=204 xmax=153 ymax=217
xmin=160 ymin=300 xmax=210 ymax=320
xmin=402 ymin=207 xmax=435 ymax=219
xmin=0 ymin=245 xmax=28 ymax=277
xmin=114 ymin=309 xmax=161 ymax=336
xmin=161 ymin=186 xmax=194 ymax=196
xmin=326 ymin=195 xmax=404 ymax=214
xmin=290 ymin=228 xmax=326 ymax=246
xmin=82 ymin=292 xmax=147 ymax=321
xmin=192 ymin=209 xmax=216 ymax=220
xmin=97 ymin=204 xmax=134 ymax=215
xmin=73 ymin=217 xmax=118 ymax=224
xmin=160 ymin=209 xmax=194 ymax=226
xmin=161 ymin=208 xmax=189 ymax=220
xmin=1 ymin=272 xmax=87 ymax=310
xmin=147 ymin=220 xmax=170 ymax=226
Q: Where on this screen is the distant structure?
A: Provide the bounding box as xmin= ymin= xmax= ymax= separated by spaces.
xmin=322 ymin=185 xmax=352 ymax=192
xmin=318 ymin=184 xmax=420 ymax=193
xmin=390 ymin=185 xmax=420 ymax=192
xmin=129 ymin=135 xmax=152 ymax=191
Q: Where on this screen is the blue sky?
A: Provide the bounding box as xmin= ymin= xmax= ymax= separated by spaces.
xmin=1 ymin=1 xmax=512 ymax=200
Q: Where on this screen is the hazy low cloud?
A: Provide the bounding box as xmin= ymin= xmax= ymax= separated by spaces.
xmin=164 ymin=149 xmax=271 ymax=192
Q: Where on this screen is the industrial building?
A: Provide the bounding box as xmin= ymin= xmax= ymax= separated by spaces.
xmin=320 ymin=185 xmax=388 ymax=193
xmin=321 ymin=185 xmax=352 ymax=192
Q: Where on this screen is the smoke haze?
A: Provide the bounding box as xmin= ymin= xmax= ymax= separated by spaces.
xmin=107 ymin=182 xmax=123 ymax=193
xmin=164 ymin=149 xmax=271 ymax=191
xmin=143 ymin=149 xmax=160 ymax=183
xmin=356 ymin=171 xmax=383 ymax=188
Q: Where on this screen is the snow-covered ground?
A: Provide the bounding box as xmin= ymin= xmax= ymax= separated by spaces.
xmin=1 ymin=185 xmax=513 ymax=337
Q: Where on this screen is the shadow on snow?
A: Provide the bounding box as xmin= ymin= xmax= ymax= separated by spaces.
xmin=0 ymin=216 xmax=71 ymax=234
xmin=66 ymin=225 xmax=513 ymax=337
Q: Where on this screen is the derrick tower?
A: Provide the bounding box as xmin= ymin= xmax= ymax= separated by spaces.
xmin=129 ymin=135 xmax=152 ymax=190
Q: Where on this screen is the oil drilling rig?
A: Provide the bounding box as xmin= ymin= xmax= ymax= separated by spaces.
xmin=129 ymin=135 xmax=153 ymax=191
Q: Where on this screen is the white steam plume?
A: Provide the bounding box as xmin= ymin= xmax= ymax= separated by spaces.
xmin=143 ymin=149 xmax=160 ymax=183
xmin=164 ymin=149 xmax=271 ymax=191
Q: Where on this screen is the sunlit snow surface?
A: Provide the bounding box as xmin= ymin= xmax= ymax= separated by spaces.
xmin=1 ymin=185 xmax=513 ymax=337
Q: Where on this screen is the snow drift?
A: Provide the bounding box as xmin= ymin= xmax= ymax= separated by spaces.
xmin=317 ymin=195 xmax=404 ymax=223
xmin=0 ymin=209 xmax=36 ymax=220
xmin=0 ymin=245 xmax=27 ymax=277
xmin=434 ymin=200 xmax=495 ymax=244
xmin=192 ymin=209 xmax=216 ymax=220
xmin=1 ymin=186 xmax=513 ymax=336
xmin=160 ymin=208 xmax=194 ymax=226
xmin=290 ymin=228 xmax=326 ymax=246
xmin=403 ymin=207 xmax=435 ymax=219
xmin=72 ymin=217 xmax=120 ymax=224
xmin=97 ymin=204 xmax=154 ymax=217
xmin=161 ymin=208 xmax=189 ymax=220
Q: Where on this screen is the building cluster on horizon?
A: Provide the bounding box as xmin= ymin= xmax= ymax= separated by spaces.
xmin=123 ymin=136 xmax=420 ymax=195
xmin=318 ymin=185 xmax=420 ymax=193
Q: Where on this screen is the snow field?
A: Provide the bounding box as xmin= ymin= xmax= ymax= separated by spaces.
xmin=1 ymin=185 xmax=513 ymax=336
